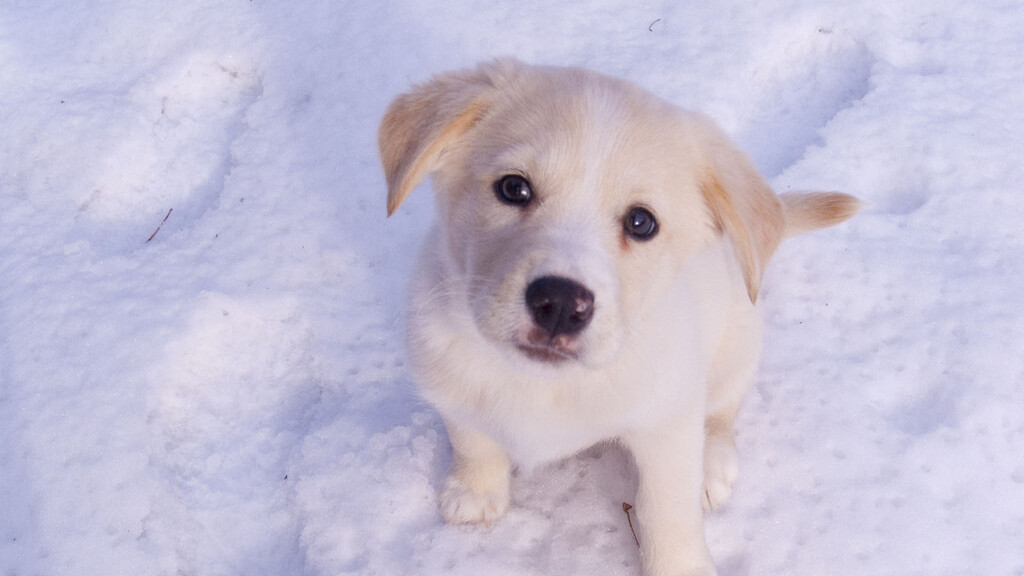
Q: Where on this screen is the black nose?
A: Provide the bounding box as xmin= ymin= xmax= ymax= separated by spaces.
xmin=524 ymin=276 xmax=595 ymax=337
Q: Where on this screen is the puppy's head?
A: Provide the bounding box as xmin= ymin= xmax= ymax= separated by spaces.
xmin=380 ymin=59 xmax=787 ymax=369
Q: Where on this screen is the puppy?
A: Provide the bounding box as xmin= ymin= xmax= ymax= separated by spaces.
xmin=379 ymin=59 xmax=859 ymax=576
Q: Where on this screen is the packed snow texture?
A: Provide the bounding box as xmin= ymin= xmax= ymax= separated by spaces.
xmin=1 ymin=1 xmax=1022 ymax=575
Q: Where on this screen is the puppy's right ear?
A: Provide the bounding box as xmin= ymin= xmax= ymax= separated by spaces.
xmin=379 ymin=62 xmax=507 ymax=216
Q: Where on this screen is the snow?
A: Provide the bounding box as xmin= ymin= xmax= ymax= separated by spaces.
xmin=1 ymin=1 xmax=1022 ymax=575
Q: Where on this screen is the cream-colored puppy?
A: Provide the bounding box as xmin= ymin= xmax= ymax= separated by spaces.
xmin=379 ymin=59 xmax=859 ymax=576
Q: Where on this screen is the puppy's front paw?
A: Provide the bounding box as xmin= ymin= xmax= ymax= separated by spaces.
xmin=702 ymin=432 xmax=738 ymax=512
xmin=439 ymin=475 xmax=510 ymax=525
xmin=678 ymin=565 xmax=717 ymax=576
xmin=641 ymin=547 xmax=717 ymax=576
xmin=668 ymin=565 xmax=717 ymax=576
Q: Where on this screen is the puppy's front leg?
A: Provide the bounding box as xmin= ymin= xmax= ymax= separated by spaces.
xmin=624 ymin=416 xmax=716 ymax=576
xmin=438 ymin=418 xmax=512 ymax=525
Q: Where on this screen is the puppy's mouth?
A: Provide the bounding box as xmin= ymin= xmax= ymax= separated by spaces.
xmin=516 ymin=330 xmax=580 ymax=363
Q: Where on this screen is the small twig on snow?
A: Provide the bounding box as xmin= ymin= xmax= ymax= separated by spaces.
xmin=622 ymin=502 xmax=640 ymax=546
xmin=146 ymin=208 xmax=173 ymax=243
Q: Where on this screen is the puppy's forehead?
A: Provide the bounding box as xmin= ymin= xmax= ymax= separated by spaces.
xmin=470 ymin=72 xmax=683 ymax=188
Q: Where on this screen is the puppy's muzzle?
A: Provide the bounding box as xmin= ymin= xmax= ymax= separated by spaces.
xmin=520 ymin=276 xmax=594 ymax=362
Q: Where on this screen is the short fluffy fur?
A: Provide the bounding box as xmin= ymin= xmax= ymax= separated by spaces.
xmin=379 ymin=59 xmax=860 ymax=576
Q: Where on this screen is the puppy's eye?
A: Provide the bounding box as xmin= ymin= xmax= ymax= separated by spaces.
xmin=494 ymin=174 xmax=533 ymax=206
xmin=623 ymin=206 xmax=658 ymax=240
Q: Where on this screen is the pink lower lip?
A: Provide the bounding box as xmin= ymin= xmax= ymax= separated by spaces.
xmin=517 ymin=344 xmax=576 ymax=363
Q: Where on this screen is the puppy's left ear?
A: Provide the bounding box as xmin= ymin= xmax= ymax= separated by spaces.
xmin=379 ymin=60 xmax=515 ymax=216
xmin=697 ymin=125 xmax=785 ymax=304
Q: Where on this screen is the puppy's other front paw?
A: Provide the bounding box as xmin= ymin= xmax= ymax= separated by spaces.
xmin=641 ymin=548 xmax=718 ymax=576
xmin=669 ymin=565 xmax=717 ymax=576
xmin=439 ymin=475 xmax=510 ymax=525
xmin=702 ymin=433 xmax=738 ymax=512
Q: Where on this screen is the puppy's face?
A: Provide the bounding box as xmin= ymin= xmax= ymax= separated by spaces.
xmin=381 ymin=60 xmax=787 ymax=370
xmin=433 ymin=78 xmax=715 ymax=368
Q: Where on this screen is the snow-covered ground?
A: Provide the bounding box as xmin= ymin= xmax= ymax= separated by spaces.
xmin=2 ymin=1 xmax=1022 ymax=575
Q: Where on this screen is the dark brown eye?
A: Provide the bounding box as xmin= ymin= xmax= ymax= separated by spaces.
xmin=623 ymin=206 xmax=658 ymax=240
xmin=494 ymin=174 xmax=533 ymax=206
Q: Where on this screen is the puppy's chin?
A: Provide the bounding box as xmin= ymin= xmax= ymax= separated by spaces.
xmin=506 ymin=341 xmax=584 ymax=374
xmin=516 ymin=332 xmax=581 ymax=364
xmin=517 ymin=344 xmax=577 ymax=363
xmin=502 ymin=326 xmax=619 ymax=374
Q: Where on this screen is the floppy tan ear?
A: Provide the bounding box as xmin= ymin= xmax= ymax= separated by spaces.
xmin=379 ymin=61 xmax=512 ymax=216
xmin=698 ymin=138 xmax=785 ymax=304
